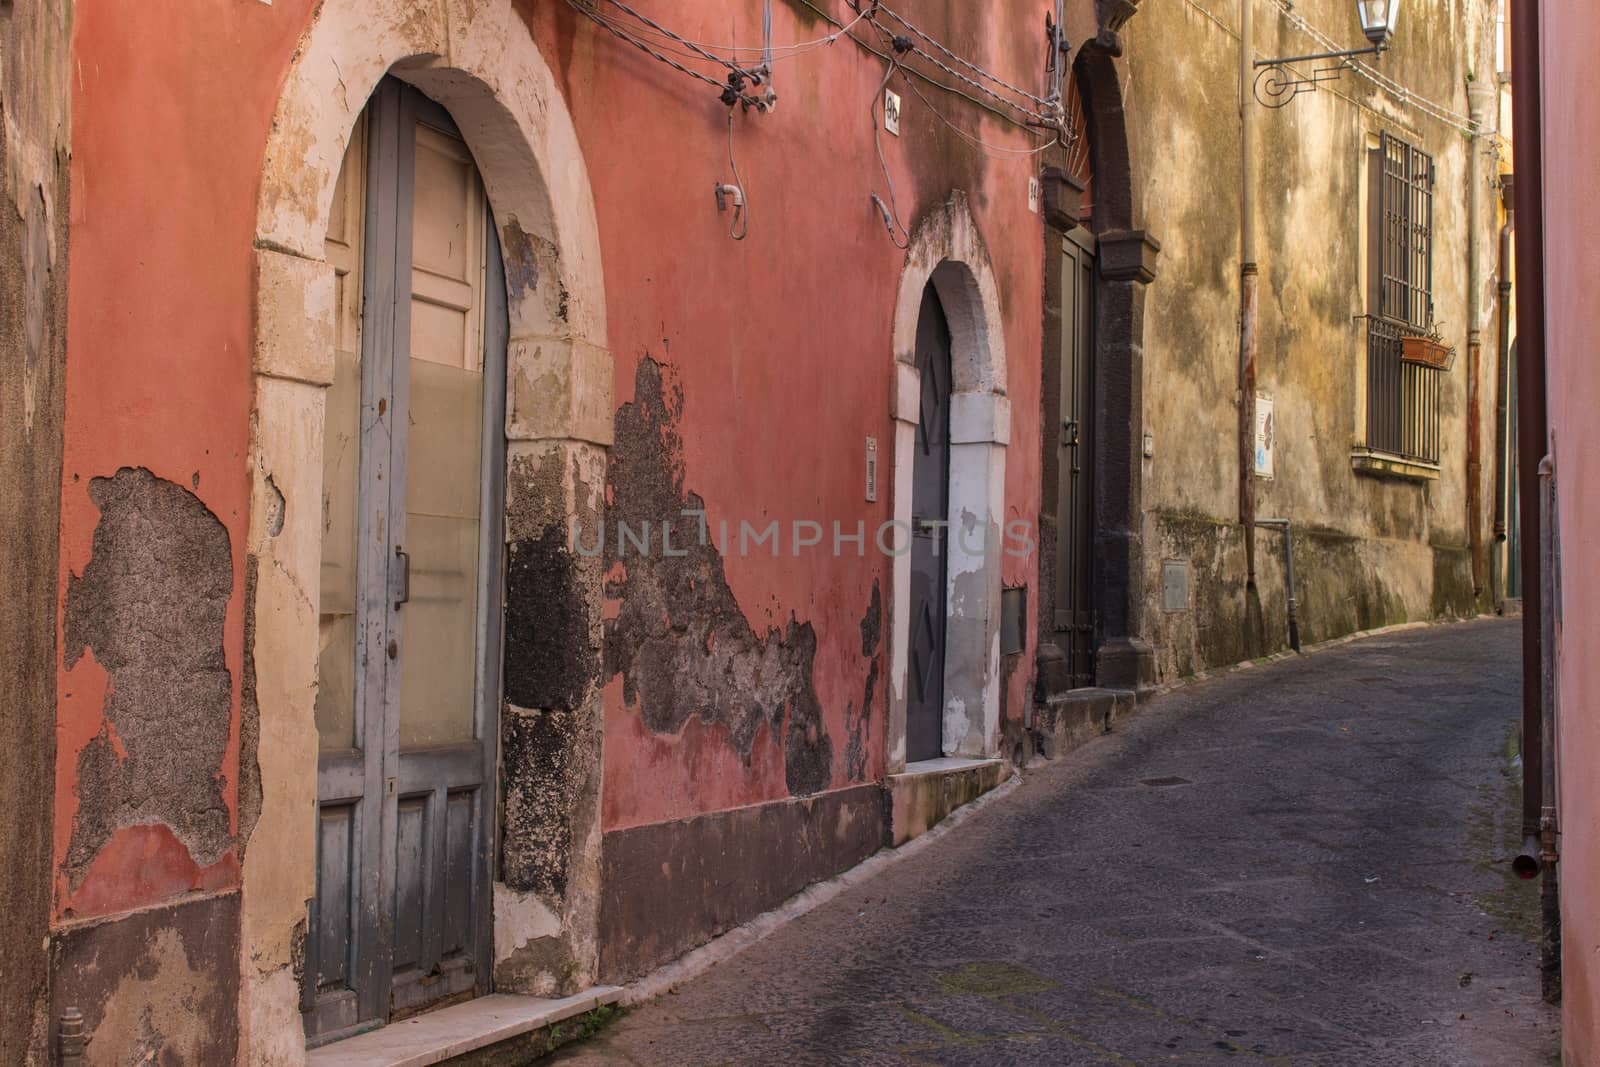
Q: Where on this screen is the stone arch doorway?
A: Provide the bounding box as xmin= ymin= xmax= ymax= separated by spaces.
xmin=888 ymin=193 xmax=1010 ymax=768
xmin=1036 ymin=45 xmax=1161 ymax=699
xmin=242 ymin=1 xmax=611 ymax=1051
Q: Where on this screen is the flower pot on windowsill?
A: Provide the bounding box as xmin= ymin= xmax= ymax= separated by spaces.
xmin=1401 ymin=335 xmax=1455 ymax=370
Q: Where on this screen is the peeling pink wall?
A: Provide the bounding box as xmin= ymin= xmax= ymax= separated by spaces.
xmin=1541 ymin=2 xmax=1600 ymax=1061
xmin=56 ymin=0 xmax=310 ymax=921
xmin=57 ymin=0 xmax=1047 ymax=916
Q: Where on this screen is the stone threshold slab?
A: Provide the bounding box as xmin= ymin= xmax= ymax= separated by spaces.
xmin=306 ymin=988 xmax=624 ymax=1067
xmin=885 ymin=756 xmax=1010 ymax=846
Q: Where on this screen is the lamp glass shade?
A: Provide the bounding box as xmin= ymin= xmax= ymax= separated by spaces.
xmin=1357 ymin=0 xmax=1401 ymax=45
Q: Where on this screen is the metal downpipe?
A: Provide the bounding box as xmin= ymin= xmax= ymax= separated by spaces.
xmin=1492 ymin=177 xmax=1514 ymax=613
xmin=1508 ymin=0 xmax=1548 ymax=873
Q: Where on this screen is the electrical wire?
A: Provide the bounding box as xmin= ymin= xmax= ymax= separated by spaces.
xmin=566 ymin=0 xmax=756 ymax=102
xmin=1267 ymin=0 xmax=1475 ymax=132
xmin=725 ymin=112 xmax=750 ymax=240
xmin=869 ymin=57 xmax=911 ymax=249
xmin=1177 ymin=0 xmax=1476 ymax=134
xmin=604 ymin=0 xmax=761 ymax=78
xmin=592 ymin=1 xmax=873 ymax=60
xmin=898 ymin=69 xmax=1060 ymax=158
xmin=876 ymin=2 xmax=1052 ymax=107
xmin=794 ymin=0 xmax=1057 ymax=137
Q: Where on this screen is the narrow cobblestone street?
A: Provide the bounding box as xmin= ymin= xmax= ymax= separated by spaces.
xmin=555 ymin=620 xmax=1558 ymax=1066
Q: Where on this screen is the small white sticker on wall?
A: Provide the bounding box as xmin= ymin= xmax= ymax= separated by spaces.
xmin=884 ymin=90 xmax=901 ymax=136
xmin=1028 ymin=176 xmax=1040 ymax=213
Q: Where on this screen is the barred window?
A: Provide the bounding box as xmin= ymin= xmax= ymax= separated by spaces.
xmin=1366 ymin=132 xmax=1441 ymax=463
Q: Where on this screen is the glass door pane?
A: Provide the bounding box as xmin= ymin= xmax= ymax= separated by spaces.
xmin=316 ymin=116 xmax=367 ymax=753
xmin=397 ymin=118 xmax=487 ymax=747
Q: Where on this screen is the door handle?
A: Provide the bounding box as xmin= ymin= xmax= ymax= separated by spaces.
xmin=1061 ymin=419 xmax=1080 ymax=447
xmin=393 ymin=546 xmax=410 ymax=608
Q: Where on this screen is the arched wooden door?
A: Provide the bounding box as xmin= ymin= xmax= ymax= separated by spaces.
xmin=907 ymin=283 xmax=953 ymax=762
xmin=307 ymin=77 xmax=508 ymax=1043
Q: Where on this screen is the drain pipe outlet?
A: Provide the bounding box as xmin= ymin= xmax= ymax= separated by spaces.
xmin=1255 ymin=519 xmax=1300 ymax=652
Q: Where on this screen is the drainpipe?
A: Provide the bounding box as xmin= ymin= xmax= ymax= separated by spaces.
xmin=1537 ymin=454 xmax=1561 ymax=1003
xmin=1508 ymin=0 xmax=1548 ymax=878
xmin=1491 ymin=176 xmax=1514 ymax=613
xmin=1238 ymin=0 xmax=1260 ymax=608
xmin=1465 ymin=82 xmax=1494 ymax=601
xmin=58 ymin=1008 xmax=88 ymax=1067
xmin=1255 ymin=519 xmax=1300 ymax=652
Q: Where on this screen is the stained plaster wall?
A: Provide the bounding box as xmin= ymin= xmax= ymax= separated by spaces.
xmin=1 ymin=0 xmax=71 ymax=1058
xmin=1119 ymin=0 xmax=1504 ymax=679
xmin=51 ymin=0 xmax=1054 ymax=1054
xmin=1541 ymin=1 xmax=1600 ymax=1060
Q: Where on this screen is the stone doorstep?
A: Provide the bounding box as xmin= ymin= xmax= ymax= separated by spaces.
xmin=305 ymin=988 xmax=624 ymax=1067
xmin=1032 ymin=687 xmax=1136 ymax=761
xmin=885 ymin=756 xmax=1011 ymax=847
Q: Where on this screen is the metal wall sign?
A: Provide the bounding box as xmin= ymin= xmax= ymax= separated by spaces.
xmin=1254 ymin=391 xmax=1275 ymax=479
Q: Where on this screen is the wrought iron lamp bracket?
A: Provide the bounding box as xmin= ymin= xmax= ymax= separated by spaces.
xmin=1252 ymin=44 xmax=1384 ymax=108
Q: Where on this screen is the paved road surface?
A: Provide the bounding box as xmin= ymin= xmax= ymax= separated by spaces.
xmin=555 ymin=619 xmax=1558 ymax=1065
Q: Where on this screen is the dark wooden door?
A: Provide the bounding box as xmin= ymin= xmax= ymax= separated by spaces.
xmin=1054 ymin=229 xmax=1097 ymax=688
xmin=307 ymin=78 xmax=506 ymax=1045
xmin=908 ymin=284 xmax=952 ymax=763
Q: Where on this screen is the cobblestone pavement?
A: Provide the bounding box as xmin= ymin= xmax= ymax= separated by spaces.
xmin=554 ymin=619 xmax=1559 ymax=1065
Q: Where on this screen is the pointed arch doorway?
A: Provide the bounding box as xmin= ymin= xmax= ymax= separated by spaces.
xmin=308 ymin=76 xmax=507 ymax=1042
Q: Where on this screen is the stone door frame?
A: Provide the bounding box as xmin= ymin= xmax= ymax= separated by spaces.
xmin=241 ymin=1 xmax=610 ymax=1055
xmin=886 ymin=193 xmax=1009 ymax=769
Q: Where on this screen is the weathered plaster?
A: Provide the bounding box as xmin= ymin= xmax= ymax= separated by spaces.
xmin=61 ymin=469 xmax=235 ymax=902
xmin=1 ymin=0 xmax=70 ymax=1055
xmin=50 ymin=893 xmax=243 ymax=1067
xmin=604 ymin=358 xmax=834 ymax=798
xmin=1122 ymin=0 xmax=1499 ymax=682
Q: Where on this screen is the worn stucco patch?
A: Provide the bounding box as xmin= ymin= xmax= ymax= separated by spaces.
xmin=62 ymin=468 xmax=234 ymax=887
xmin=605 ymin=358 xmax=833 ymax=796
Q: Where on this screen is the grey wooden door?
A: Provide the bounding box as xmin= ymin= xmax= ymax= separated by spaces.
xmin=907 ymin=283 xmax=952 ymax=763
xmin=1054 ymin=229 xmax=1097 ymax=689
xmin=307 ymin=78 xmax=506 ymax=1045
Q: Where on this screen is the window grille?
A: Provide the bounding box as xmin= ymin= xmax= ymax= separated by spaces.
xmin=1367 ymin=132 xmax=1441 ymax=463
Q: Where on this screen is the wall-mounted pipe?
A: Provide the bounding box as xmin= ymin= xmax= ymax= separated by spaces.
xmin=1537 ymin=453 xmax=1560 ymax=1003
xmin=1464 ymin=83 xmax=1493 ymax=601
xmin=1491 ymin=175 xmax=1514 ymax=613
xmin=1509 ymin=0 xmax=1548 ymax=862
xmin=1255 ymin=519 xmax=1300 ymax=653
xmin=58 ymin=1008 xmax=88 ymax=1067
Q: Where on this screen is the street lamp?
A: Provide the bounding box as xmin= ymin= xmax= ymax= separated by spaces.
xmin=1357 ymin=0 xmax=1402 ymax=49
xmin=1254 ymin=0 xmax=1403 ymax=107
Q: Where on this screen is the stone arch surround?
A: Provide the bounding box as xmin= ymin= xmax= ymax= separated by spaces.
xmin=242 ymin=2 xmax=610 ymax=1058
xmin=886 ymin=192 xmax=1010 ymax=768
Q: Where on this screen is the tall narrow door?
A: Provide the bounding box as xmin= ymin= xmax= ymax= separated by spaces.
xmin=308 ymin=78 xmax=507 ymax=1045
xmin=1054 ymin=228 xmax=1097 ymax=688
xmin=907 ymin=284 xmax=953 ymax=763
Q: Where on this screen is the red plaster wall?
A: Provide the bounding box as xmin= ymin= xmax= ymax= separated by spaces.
xmin=523 ymin=3 xmax=1044 ymax=830
xmin=57 ymin=0 xmax=1046 ymax=912
xmin=55 ymin=0 xmax=311 ymax=921
xmin=1540 ymin=3 xmax=1600 ymax=1062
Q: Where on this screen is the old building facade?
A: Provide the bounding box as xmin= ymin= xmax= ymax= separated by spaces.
xmin=1 ymin=0 xmax=1509 ymax=1062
